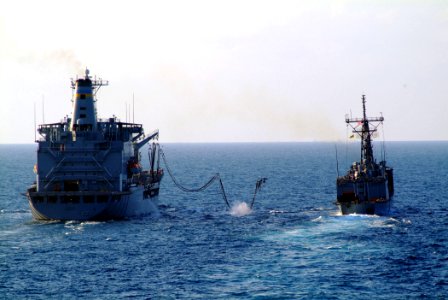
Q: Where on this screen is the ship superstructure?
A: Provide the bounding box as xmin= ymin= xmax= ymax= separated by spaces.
xmin=336 ymin=95 xmax=394 ymax=215
xmin=26 ymin=69 xmax=163 ymax=221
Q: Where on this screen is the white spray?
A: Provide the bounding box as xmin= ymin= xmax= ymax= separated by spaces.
xmin=230 ymin=201 xmax=253 ymax=217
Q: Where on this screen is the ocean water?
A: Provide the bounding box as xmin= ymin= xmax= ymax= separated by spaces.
xmin=1 ymin=142 xmax=447 ymax=299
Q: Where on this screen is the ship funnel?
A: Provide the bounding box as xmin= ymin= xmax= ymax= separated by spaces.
xmin=69 ymin=69 xmax=108 ymax=133
xmin=70 ymin=69 xmax=97 ymax=132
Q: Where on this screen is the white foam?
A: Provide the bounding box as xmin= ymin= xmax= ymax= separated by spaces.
xmin=311 ymin=216 xmax=324 ymax=222
xmin=80 ymin=221 xmax=103 ymax=226
xmin=269 ymin=210 xmax=287 ymax=214
xmin=230 ymin=201 xmax=252 ymax=217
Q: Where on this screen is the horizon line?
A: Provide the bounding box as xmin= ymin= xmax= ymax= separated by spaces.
xmin=1 ymin=139 xmax=447 ymax=145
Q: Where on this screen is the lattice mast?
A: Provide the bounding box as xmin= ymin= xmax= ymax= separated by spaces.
xmin=346 ymin=95 xmax=384 ymax=169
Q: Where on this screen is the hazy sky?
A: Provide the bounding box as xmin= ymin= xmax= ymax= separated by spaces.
xmin=1 ymin=0 xmax=447 ymax=143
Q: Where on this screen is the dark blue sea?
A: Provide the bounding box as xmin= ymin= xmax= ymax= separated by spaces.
xmin=1 ymin=142 xmax=447 ymax=299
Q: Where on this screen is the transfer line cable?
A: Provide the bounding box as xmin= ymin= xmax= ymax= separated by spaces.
xmin=160 ymin=148 xmax=267 ymax=210
xmin=160 ymin=148 xmax=231 ymax=209
xmin=250 ymin=177 xmax=267 ymax=209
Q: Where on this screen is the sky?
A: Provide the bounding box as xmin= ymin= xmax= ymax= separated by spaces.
xmin=1 ymin=0 xmax=447 ymax=143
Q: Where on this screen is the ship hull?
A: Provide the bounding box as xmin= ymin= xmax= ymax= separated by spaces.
xmin=337 ymin=199 xmax=391 ymax=216
xmin=336 ymin=175 xmax=393 ymax=216
xmin=26 ymin=185 xmax=160 ymax=221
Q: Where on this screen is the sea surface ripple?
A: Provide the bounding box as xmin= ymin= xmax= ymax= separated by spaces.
xmin=1 ymin=142 xmax=447 ymax=299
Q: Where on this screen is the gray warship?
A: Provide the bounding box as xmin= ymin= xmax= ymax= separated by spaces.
xmin=336 ymin=95 xmax=394 ymax=215
xmin=26 ymin=69 xmax=163 ymax=221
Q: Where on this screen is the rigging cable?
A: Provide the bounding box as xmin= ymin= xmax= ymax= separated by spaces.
xmin=381 ymin=121 xmax=386 ymax=162
xmin=345 ymin=123 xmax=349 ymax=168
xmin=335 ymin=144 xmax=340 ymax=177
xmin=159 ymin=148 xmax=231 ymax=209
xmin=159 ymin=147 xmax=267 ymax=211
xmin=249 ymin=178 xmax=267 ymax=209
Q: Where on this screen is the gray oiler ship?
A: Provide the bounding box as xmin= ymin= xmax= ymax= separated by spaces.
xmin=336 ymin=95 xmax=394 ymax=215
xmin=26 ymin=69 xmax=163 ymax=221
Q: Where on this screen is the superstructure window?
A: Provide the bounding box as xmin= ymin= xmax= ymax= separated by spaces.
xmin=84 ymin=195 xmax=94 ymax=203
xmin=80 ymin=114 xmax=86 ymax=118
xmin=33 ymin=196 xmax=44 ymax=203
xmin=97 ymin=195 xmax=109 ymax=203
xmin=48 ymin=196 xmax=58 ymax=203
xmin=80 ymin=107 xmax=86 ymax=110
xmin=80 ymin=94 xmax=86 ymax=99
xmin=61 ymin=196 xmax=80 ymax=204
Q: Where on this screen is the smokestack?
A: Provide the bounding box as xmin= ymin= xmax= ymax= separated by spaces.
xmin=70 ymin=68 xmax=97 ymax=132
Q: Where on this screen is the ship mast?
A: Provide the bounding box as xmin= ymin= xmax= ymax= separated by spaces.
xmin=361 ymin=95 xmax=374 ymax=166
xmin=346 ymin=95 xmax=384 ymax=169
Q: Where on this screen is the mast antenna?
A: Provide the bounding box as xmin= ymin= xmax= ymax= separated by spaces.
xmin=362 ymin=94 xmax=367 ymax=120
xmin=42 ymin=95 xmax=45 ymax=124
xmin=335 ymin=144 xmax=340 ymax=177
xmin=34 ymin=102 xmax=37 ymax=142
